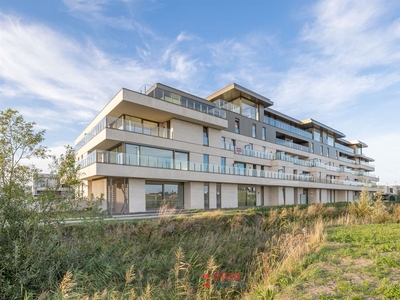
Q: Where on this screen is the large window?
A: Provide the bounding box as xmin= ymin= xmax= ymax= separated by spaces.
xmin=234 ymin=162 xmax=245 ymax=175
xmin=145 ymin=182 xmax=184 ymax=210
xmin=221 ymin=157 xmax=226 ymax=173
xmin=327 ymin=135 xmax=334 ymax=146
xmin=203 ymin=154 xmax=209 ymax=172
xmin=141 ymin=146 xmax=173 ymax=168
xmin=313 ymin=130 xmax=321 ymax=142
xmin=241 ymin=98 xmax=258 ymax=120
xmin=175 ymin=152 xmax=188 ymax=170
xmin=126 ymin=144 xmax=139 ymax=165
xmin=238 ymin=185 xmax=256 ymax=207
xmin=109 ymin=145 xmax=123 ymax=164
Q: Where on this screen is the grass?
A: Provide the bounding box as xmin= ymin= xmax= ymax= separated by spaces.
xmin=4 ymin=198 xmax=400 ymax=299
xmin=275 ymin=223 xmax=400 ymax=299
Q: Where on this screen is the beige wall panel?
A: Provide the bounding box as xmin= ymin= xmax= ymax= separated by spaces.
xmin=171 ymin=119 xmax=202 ymax=144
xmin=308 ymin=188 xmax=319 ymax=204
xmin=184 ymin=182 xmax=204 ymax=209
xmin=209 ymin=128 xmax=221 ymax=148
xmin=268 ymin=186 xmax=283 ymax=206
xmin=285 ymin=187 xmax=295 ymax=205
xmin=91 ymin=179 xmax=107 ymax=211
xmin=256 ymin=186 xmax=262 ymax=206
xmin=221 ymin=183 xmax=237 ymax=208
xmin=320 ymin=189 xmax=328 ymax=203
xmin=336 ymin=190 xmax=347 ymax=202
xmin=129 ymin=178 xmax=146 ymax=212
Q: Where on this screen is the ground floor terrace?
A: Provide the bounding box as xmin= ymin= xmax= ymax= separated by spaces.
xmin=87 ymin=177 xmax=364 ymax=214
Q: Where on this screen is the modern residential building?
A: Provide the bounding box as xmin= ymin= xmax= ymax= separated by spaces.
xmin=75 ymin=83 xmax=379 ymax=214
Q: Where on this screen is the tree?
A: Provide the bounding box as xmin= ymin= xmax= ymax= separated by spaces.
xmin=0 ymin=109 xmax=47 ymax=199
xmin=34 ymin=145 xmax=84 ymax=214
xmin=0 ymin=110 xmax=94 ymax=298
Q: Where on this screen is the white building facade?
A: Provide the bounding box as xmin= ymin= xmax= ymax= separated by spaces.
xmin=75 ymin=83 xmax=379 ymax=214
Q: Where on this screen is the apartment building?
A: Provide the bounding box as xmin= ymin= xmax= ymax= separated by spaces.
xmin=75 ymin=83 xmax=379 ymax=214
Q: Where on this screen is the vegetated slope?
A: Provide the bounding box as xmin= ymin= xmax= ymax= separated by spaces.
xmin=5 ymin=201 xmax=400 ymax=299
xmin=276 ymin=223 xmax=400 ymax=299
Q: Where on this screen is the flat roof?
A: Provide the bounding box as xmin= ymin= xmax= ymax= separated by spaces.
xmin=300 ymin=118 xmax=345 ymax=138
xmin=206 ymin=83 xmax=274 ymax=107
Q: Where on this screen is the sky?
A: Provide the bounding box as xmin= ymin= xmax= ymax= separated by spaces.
xmin=0 ymin=0 xmax=399 ymax=185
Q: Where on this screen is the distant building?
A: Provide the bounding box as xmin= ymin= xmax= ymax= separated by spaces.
xmin=32 ymin=173 xmax=67 ymax=196
xmin=377 ymin=185 xmax=399 ymax=200
xmin=75 ymin=82 xmax=379 ymax=214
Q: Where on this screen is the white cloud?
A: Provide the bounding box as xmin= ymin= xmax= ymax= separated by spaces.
xmin=269 ymin=0 xmax=400 ymax=120
xmin=0 ymin=13 xmax=207 ymax=130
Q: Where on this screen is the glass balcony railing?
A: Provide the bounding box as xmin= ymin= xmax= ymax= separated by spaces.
xmin=276 ymin=138 xmax=309 ymax=152
xmin=214 ymin=99 xmax=241 ymax=114
xmin=335 ymin=143 xmax=354 ymax=153
xmin=75 ymin=116 xmax=172 ymax=150
xmin=264 ymin=116 xmax=312 ymax=139
xmin=147 ymin=87 xmax=226 ymax=119
xmin=78 ymin=150 xmax=374 ymax=187
xmin=338 ymin=156 xmax=356 ymax=164
xmin=358 ymin=160 xmax=375 ymax=168
xmin=234 ymin=146 xmax=275 ymax=160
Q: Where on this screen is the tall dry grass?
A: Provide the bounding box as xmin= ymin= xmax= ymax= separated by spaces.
xmin=16 ymin=202 xmax=400 ymax=299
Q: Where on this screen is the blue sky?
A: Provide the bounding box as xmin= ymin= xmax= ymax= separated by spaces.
xmin=0 ymin=0 xmax=399 ymax=185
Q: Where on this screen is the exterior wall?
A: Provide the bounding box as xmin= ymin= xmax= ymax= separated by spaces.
xmin=92 ymin=178 xmax=107 ymax=211
xmin=129 ymin=178 xmax=145 ymax=212
xmin=184 ymin=182 xmax=204 ymax=209
xmin=308 ymin=188 xmax=319 ymax=204
xmin=209 ymin=182 xmax=217 ymax=209
xmin=285 ymin=187 xmax=295 ymax=205
xmin=221 ymin=183 xmax=237 ymax=208
xmin=320 ymin=189 xmax=328 ymax=204
xmin=270 ymin=187 xmax=284 ymax=206
xmin=172 ymin=119 xmax=202 ymax=144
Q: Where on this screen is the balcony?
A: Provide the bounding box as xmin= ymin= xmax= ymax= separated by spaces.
xmin=75 ymin=116 xmax=171 ymax=150
xmin=264 ymin=116 xmax=312 ymax=139
xmin=234 ymin=146 xmax=275 ymax=160
xmin=358 ymin=160 xmax=375 ymax=168
xmin=276 ymin=138 xmax=309 ymax=152
xmin=335 ymin=143 xmax=354 ymax=153
xmin=338 ymin=156 xmax=356 ymax=164
xmin=78 ymin=150 xmax=375 ymax=188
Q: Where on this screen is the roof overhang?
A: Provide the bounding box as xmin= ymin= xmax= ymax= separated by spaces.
xmin=300 ymin=118 xmax=345 ymax=138
xmin=205 ymin=83 xmax=273 ymax=107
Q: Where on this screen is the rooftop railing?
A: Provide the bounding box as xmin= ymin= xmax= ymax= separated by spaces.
xmin=78 ymin=150 xmax=373 ymax=187
xmin=214 ymin=99 xmax=241 ymax=114
xmin=147 ymin=87 xmax=226 ymax=119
